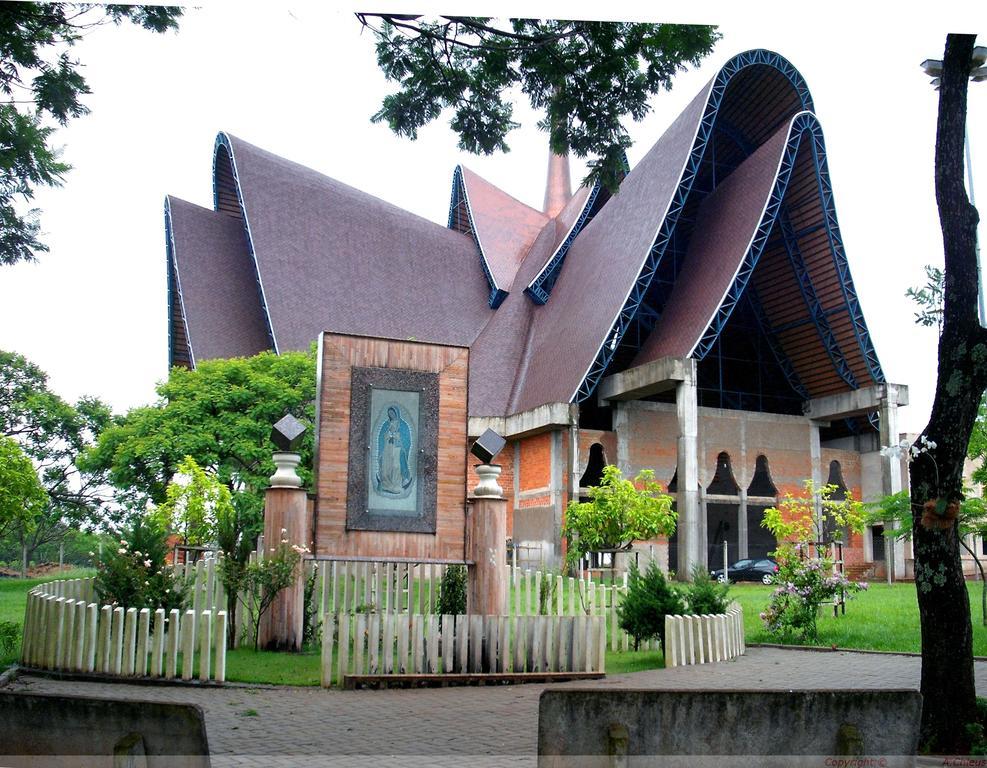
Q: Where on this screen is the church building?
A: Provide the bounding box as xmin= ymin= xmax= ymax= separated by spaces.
xmin=164 ymin=50 xmax=910 ymax=580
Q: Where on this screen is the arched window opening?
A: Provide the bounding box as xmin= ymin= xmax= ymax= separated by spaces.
xmin=822 ymin=460 xmax=849 ymax=543
xmin=746 ymin=454 xmax=778 ymax=560
xmin=706 ymin=452 xmax=740 ymax=568
xmin=578 ymin=443 xmax=607 ymax=500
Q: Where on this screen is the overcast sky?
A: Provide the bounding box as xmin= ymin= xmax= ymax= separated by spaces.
xmin=1 ymin=1 xmax=985 ymax=435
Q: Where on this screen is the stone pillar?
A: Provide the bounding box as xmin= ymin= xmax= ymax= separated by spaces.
xmin=259 ymin=451 xmax=308 ymax=651
xmin=468 ymin=464 xmax=508 ymax=616
xmin=879 ymin=386 xmax=906 ymax=580
xmin=676 ymin=362 xmax=701 ymax=578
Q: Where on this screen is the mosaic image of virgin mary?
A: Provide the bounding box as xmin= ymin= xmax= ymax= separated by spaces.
xmin=375 ymin=405 xmax=414 ymax=497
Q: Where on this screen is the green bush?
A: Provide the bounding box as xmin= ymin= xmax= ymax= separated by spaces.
xmin=0 ymin=621 xmax=19 ymax=656
xmin=437 ymin=564 xmax=467 ymax=616
xmin=685 ymin=563 xmax=730 ymax=615
xmin=94 ymin=515 xmax=185 ymax=612
xmin=617 ymin=560 xmax=686 ymax=652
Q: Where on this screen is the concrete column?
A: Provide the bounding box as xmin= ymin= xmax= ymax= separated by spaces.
xmin=550 ymin=429 xmax=566 ymax=567
xmin=809 ymin=421 xmax=824 ymax=539
xmin=675 ymin=363 xmax=701 ymax=578
xmin=259 ymin=452 xmax=310 ymax=651
xmin=469 ymin=465 xmax=508 ymax=616
xmin=738 ymin=490 xmax=749 ymax=559
xmin=878 ymin=387 xmax=906 ymax=579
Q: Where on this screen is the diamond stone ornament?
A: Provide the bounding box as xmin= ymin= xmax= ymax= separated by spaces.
xmin=470 ymin=428 xmax=506 ymax=464
xmin=271 ymin=413 xmax=307 ymax=452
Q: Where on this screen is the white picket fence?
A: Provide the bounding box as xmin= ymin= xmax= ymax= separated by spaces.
xmin=305 ymin=558 xmax=460 ymax=616
xmin=21 ymin=577 xmax=227 ymax=683
xmin=320 ymin=612 xmax=606 ymax=687
xmin=663 ymin=602 xmax=745 ymax=668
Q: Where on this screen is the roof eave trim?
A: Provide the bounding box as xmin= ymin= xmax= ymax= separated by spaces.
xmin=164 ymin=196 xmax=195 ymax=370
xmin=212 ymin=132 xmax=280 ymax=352
xmin=447 ymin=165 xmax=507 ymax=309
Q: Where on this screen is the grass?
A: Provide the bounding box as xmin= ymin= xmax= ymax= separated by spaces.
xmin=0 ymin=569 xmax=95 ymax=667
xmin=730 ymin=581 xmax=987 ymax=655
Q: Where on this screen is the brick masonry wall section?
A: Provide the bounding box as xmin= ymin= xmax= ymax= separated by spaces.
xmin=315 ymin=333 xmax=469 ymax=561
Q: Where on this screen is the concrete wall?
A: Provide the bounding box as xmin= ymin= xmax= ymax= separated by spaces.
xmin=0 ymin=691 xmax=210 ymax=767
xmin=538 ymin=689 xmax=921 ymax=767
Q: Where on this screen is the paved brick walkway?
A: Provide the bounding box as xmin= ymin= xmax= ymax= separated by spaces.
xmin=7 ymin=648 xmax=987 ymax=767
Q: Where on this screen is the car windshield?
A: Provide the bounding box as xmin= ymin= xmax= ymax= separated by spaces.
xmin=730 ymin=560 xmax=753 ymax=569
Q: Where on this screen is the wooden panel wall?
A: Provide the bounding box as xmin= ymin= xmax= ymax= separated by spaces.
xmin=315 ymin=333 xmax=469 ymax=561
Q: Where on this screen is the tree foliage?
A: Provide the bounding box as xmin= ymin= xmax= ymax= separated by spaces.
xmin=357 ymin=16 xmax=719 ymax=191
xmin=562 ymin=465 xmax=675 ymax=568
xmin=0 ymin=435 xmax=46 ymax=539
xmin=0 ymin=349 xmax=111 ymax=570
xmin=0 ymin=3 xmax=182 ymax=265
xmin=155 ymin=455 xmax=233 ymax=548
xmin=82 ymin=349 xmax=317 ymax=515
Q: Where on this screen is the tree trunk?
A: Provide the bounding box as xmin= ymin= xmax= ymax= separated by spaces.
xmin=912 ymin=33 xmax=986 ymax=753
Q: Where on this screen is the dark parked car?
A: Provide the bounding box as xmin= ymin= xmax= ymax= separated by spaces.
xmin=710 ymin=558 xmax=778 ymax=584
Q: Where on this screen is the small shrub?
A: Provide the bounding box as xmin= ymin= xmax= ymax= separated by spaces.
xmin=0 ymin=621 xmax=19 ymax=656
xmin=538 ymin=571 xmax=558 ymax=615
xmin=437 ymin=564 xmax=467 ymax=616
xmin=94 ymin=515 xmax=186 ymax=612
xmin=685 ymin=563 xmax=730 ymax=615
xmin=302 ymin=563 xmax=321 ymax=647
xmin=617 ymin=560 xmax=686 ymax=652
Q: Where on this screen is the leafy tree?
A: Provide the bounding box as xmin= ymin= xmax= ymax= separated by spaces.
xmin=0 ymin=3 xmax=182 ymax=265
xmin=357 ymin=16 xmax=719 ymax=191
xmin=155 ymin=456 xmax=232 ymax=548
xmin=561 ymin=465 xmax=676 ymax=569
xmin=0 ymin=350 xmax=111 ymax=574
xmin=617 ymin=559 xmax=685 ymax=652
xmin=0 ymin=436 xmax=46 ymax=539
xmin=82 ymin=349 xmax=316 ymax=514
xmin=908 ymin=33 xmax=987 ymax=751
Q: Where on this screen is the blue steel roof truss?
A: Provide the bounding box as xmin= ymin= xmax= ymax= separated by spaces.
xmin=745 ymin=285 xmax=810 ymax=401
xmin=574 ymin=49 xmax=813 ymax=403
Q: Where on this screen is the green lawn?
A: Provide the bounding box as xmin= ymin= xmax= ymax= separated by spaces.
xmin=0 ymin=569 xmax=95 ymax=667
xmin=731 ymin=581 xmax=987 ymax=655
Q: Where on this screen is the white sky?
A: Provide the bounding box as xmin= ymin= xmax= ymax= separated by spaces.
xmin=1 ymin=1 xmax=985 ymax=435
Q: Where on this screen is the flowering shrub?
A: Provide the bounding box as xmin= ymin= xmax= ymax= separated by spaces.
xmin=760 ymin=553 xmax=867 ymax=642
xmin=93 ymin=515 xmax=186 ymax=612
xmin=759 ymin=480 xmax=868 ymax=642
xmin=237 ymin=529 xmax=307 ymax=650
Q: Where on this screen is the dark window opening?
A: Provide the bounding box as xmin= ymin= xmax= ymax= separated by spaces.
xmin=578 ymin=443 xmax=607 ymax=502
xmin=747 ymin=455 xmax=778 ymax=497
xmin=706 ymin=452 xmax=740 ymax=496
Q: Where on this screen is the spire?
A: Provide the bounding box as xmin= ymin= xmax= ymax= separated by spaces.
xmin=543 ymin=151 xmax=572 ymax=218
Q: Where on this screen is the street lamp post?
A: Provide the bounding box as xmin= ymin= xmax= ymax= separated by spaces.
xmin=921 ymin=46 xmax=987 ymax=327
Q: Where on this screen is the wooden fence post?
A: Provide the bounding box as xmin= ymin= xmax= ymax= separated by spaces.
xmin=215 ymin=611 xmax=227 ymax=683
xmin=321 ymin=613 xmax=335 ymax=688
xmin=181 ymin=609 xmax=195 ymax=680
xmin=199 ymin=610 xmax=212 ymax=681
xmin=167 ymin=609 xmax=180 ymax=678
xmin=136 ymin=608 xmax=150 ymax=676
